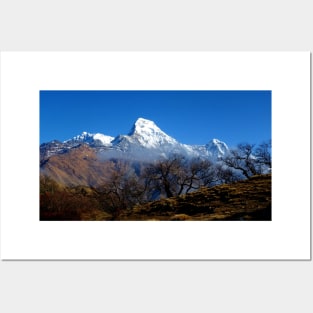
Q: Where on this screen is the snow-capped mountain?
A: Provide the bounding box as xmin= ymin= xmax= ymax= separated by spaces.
xmin=40 ymin=117 xmax=229 ymax=162
xmin=205 ymin=139 xmax=229 ymax=159
xmin=40 ymin=118 xmax=230 ymax=186
xmin=65 ymin=131 xmax=114 ymax=147
xmin=127 ymin=118 xmax=179 ymax=148
xmin=40 ymin=133 xmax=114 ymax=160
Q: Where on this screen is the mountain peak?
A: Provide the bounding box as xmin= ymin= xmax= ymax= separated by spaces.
xmin=129 ymin=117 xmax=160 ymax=135
xmin=65 ymin=131 xmax=114 ymax=146
xmin=126 ymin=117 xmax=178 ymax=148
xmin=135 ymin=117 xmax=155 ymax=125
xmin=206 ymin=138 xmax=228 ymax=158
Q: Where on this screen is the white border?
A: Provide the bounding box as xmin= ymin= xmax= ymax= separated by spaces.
xmin=0 ymin=52 xmax=310 ymax=260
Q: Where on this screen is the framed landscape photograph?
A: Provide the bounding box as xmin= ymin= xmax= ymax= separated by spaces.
xmin=0 ymin=52 xmax=310 ymax=260
xmin=39 ymin=90 xmax=272 ymax=222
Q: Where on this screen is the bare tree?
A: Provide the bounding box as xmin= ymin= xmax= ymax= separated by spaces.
xmin=143 ymin=154 xmax=184 ymax=198
xmin=143 ymin=155 xmax=220 ymax=198
xmin=221 ymin=141 xmax=271 ymax=179
xmin=177 ymin=158 xmax=218 ymax=193
xmin=255 ymin=140 xmax=272 ymax=169
xmin=221 ymin=143 xmax=260 ymax=179
xmin=99 ymin=160 xmax=146 ymax=218
xmin=215 ymin=164 xmax=240 ymax=184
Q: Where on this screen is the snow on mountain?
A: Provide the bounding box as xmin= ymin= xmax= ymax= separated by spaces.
xmin=107 ymin=118 xmax=185 ymax=160
xmin=41 ymin=118 xmax=229 ymax=162
xmin=112 ymin=118 xmax=178 ymax=149
xmin=64 ymin=131 xmax=114 ymax=146
xmin=92 ymin=133 xmax=114 ymax=145
xmin=128 ymin=117 xmax=178 ymax=148
xmin=205 ymin=139 xmax=229 ymax=159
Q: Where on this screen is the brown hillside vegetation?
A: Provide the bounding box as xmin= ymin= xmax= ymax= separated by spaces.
xmin=40 ymin=144 xmax=116 ymax=187
xmin=40 ymin=174 xmax=271 ymax=221
xmin=121 ymin=174 xmax=271 ymax=221
xmin=40 ymin=176 xmax=111 ymax=221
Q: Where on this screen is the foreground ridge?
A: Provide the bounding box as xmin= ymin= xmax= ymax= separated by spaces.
xmin=122 ymin=174 xmax=272 ymax=221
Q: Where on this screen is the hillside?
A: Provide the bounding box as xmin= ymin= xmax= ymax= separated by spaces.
xmin=40 ymin=144 xmax=116 ymax=187
xmin=121 ymin=174 xmax=272 ymax=221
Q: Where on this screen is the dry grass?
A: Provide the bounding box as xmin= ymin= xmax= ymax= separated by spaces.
xmin=40 ymin=174 xmax=271 ymax=221
xmin=121 ymin=174 xmax=271 ymax=221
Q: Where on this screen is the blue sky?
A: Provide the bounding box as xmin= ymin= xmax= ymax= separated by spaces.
xmin=40 ymin=90 xmax=271 ymax=148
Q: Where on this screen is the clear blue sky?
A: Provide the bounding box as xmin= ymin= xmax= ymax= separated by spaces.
xmin=40 ymin=90 xmax=271 ymax=148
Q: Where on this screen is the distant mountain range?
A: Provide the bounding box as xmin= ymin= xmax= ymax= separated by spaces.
xmin=40 ymin=118 xmax=229 ymax=186
xmin=41 ymin=117 xmax=229 ymax=160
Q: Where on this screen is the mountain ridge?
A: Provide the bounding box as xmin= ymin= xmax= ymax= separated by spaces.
xmin=40 ymin=117 xmax=229 ymax=162
xmin=40 ymin=118 xmax=231 ymax=186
